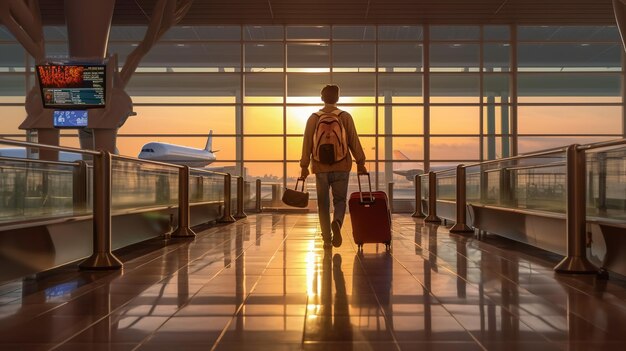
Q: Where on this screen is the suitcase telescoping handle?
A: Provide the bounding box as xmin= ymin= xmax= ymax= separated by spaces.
xmin=357 ymin=173 xmax=374 ymax=204
xmin=295 ymin=177 xmax=306 ymax=192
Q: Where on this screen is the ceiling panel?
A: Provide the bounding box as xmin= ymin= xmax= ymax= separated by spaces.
xmin=35 ymin=0 xmax=615 ymax=25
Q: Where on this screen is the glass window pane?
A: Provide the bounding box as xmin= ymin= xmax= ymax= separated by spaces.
xmin=287 ymin=137 xmax=305 ymax=161
xmin=332 ymin=73 xmax=375 ymax=103
xmin=332 ymin=43 xmax=375 ymax=72
xmin=483 ymin=75 xmax=510 ymax=103
xmin=244 ymin=26 xmax=284 ymax=41
xmin=121 ymin=106 xmax=236 ymax=135
xmin=244 ymin=137 xmax=283 ymax=160
xmin=342 ymin=106 xmax=376 ymax=135
xmin=430 ymin=137 xmax=480 ymax=160
xmin=378 ymin=74 xmax=423 ymax=103
xmin=287 ymin=26 xmax=330 ymax=40
xmin=286 ymin=73 xmax=331 ymax=103
xmin=518 ymin=73 xmax=621 ymax=103
xmin=0 ymin=26 xmax=16 ymax=40
xmin=430 ymin=74 xmax=480 ymax=103
xmin=244 ymin=73 xmax=283 ymax=103
xmin=378 ymin=137 xmax=424 ymax=161
xmin=518 ymin=43 xmax=621 ymax=71
xmin=287 ymin=43 xmax=329 ymax=71
xmin=430 ymin=107 xmax=480 ymax=135
xmin=483 ymin=105 xmax=512 ymax=135
xmin=248 ymin=162 xmax=284 ymax=183
xmin=377 ymin=106 xmax=423 ymax=135
xmin=484 ymin=26 xmax=510 ymax=41
xmin=518 ymin=106 xmax=622 ymax=135
xmin=140 ymin=43 xmax=241 ymax=72
xmin=518 ymin=26 xmax=620 ymax=42
xmin=244 ymin=107 xmax=283 ymax=134
xmin=430 ymin=26 xmax=479 ymax=41
xmin=0 ymin=74 xmax=25 ymax=101
xmin=333 ymin=26 xmax=375 ymax=40
xmin=378 ymin=44 xmax=423 ymax=72
xmin=0 ymin=44 xmax=24 ymax=68
xmin=482 ymin=136 xmax=513 ymax=160
xmin=162 ymin=26 xmax=241 ymax=41
xmin=518 ymin=136 xmax=616 ymax=154
xmin=286 ymin=106 xmax=317 ymax=134
xmin=0 ymin=106 xmax=27 ymax=133
xmin=378 ymin=26 xmax=423 ymax=41
xmin=430 ymin=44 xmax=479 ymax=72
xmin=109 ymin=26 xmax=146 ymax=41
xmin=245 ymin=43 xmax=284 ymax=72
xmin=484 ymin=43 xmax=510 ymax=72
xmin=127 ymin=73 xmax=240 ymax=103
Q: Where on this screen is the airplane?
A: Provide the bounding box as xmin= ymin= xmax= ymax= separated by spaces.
xmin=391 ymin=150 xmax=451 ymax=181
xmin=138 ymin=131 xmax=218 ymax=167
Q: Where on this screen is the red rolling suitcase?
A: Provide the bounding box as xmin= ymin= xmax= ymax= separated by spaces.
xmin=348 ymin=173 xmax=392 ymax=251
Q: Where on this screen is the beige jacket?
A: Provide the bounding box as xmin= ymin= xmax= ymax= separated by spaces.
xmin=300 ymin=106 xmax=366 ymax=174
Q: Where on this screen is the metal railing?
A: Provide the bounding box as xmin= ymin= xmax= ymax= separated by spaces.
xmin=417 ymin=138 xmax=626 ymax=274
xmin=0 ymin=137 xmax=246 ymax=272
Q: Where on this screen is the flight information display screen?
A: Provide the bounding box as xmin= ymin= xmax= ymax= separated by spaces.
xmin=53 ymin=110 xmax=88 ymax=128
xmin=37 ymin=64 xmax=106 ymax=108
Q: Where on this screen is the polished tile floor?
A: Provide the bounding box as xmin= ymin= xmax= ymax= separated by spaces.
xmin=1 ymin=214 xmax=626 ymax=350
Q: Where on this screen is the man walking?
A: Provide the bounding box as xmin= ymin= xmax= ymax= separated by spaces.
xmin=300 ymin=84 xmax=367 ymax=249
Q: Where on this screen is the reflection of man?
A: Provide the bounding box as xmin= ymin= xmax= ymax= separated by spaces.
xmin=300 ymin=84 xmax=367 ymax=249
xmin=314 ymin=251 xmax=352 ymax=343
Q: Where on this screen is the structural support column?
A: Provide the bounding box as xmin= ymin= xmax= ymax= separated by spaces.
xmin=171 ymin=166 xmax=196 ymax=238
xmin=554 ymin=145 xmax=598 ymax=274
xmin=79 ymin=151 xmax=122 ymax=270
xmin=450 ymin=165 xmax=473 ymax=233
xmin=412 ymin=174 xmax=425 ymax=218
xmin=425 ymin=171 xmax=441 ymax=223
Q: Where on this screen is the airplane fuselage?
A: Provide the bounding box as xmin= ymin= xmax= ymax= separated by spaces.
xmin=138 ymin=142 xmax=216 ymax=167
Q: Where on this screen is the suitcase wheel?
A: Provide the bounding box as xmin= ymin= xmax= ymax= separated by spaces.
xmin=385 ymin=241 xmax=391 ymax=251
xmin=357 ymin=243 xmax=363 ymax=251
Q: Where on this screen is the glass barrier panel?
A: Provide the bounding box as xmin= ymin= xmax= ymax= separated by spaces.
xmin=586 ymin=147 xmax=626 ymax=220
xmin=0 ymin=160 xmax=80 ymax=223
xmin=189 ymin=171 xmax=224 ymax=204
xmin=110 ymin=158 xmax=179 ymax=212
xmin=436 ymin=171 xmax=456 ymax=201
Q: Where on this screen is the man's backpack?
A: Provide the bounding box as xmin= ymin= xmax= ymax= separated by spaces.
xmin=312 ymin=109 xmax=348 ymax=164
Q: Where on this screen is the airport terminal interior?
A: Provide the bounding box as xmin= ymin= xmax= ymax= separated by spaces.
xmin=2 ymin=0 xmax=626 ymax=349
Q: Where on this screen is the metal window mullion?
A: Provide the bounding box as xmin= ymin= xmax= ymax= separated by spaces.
xmin=424 ymin=25 xmax=431 ymax=172
xmin=479 ymin=25 xmax=484 ymax=162
xmin=375 ymin=25 xmax=379 ymax=190
xmin=239 ymin=26 xmax=245 ymax=177
xmin=283 ymin=27 xmax=288 ymax=188
xmin=511 ymin=24 xmax=518 ymax=156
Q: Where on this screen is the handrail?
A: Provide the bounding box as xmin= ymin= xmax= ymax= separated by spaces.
xmin=578 ymin=138 xmax=626 ymax=151
xmin=0 ymin=156 xmax=80 ymax=167
xmin=0 ymin=137 xmax=100 ymax=155
xmin=190 ymin=167 xmax=229 ymax=177
xmin=111 ymin=154 xmax=183 ymax=170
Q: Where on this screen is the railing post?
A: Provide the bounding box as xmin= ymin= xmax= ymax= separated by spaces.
xmin=554 ymin=144 xmax=598 ymax=274
xmin=388 ymin=182 xmax=394 ymax=213
xmin=171 ymin=166 xmax=196 ymax=238
xmin=499 ymin=167 xmax=512 ymax=206
xmin=412 ymin=174 xmax=425 ymax=218
xmin=72 ymin=160 xmax=88 ymax=212
xmin=425 ymin=171 xmax=441 ymax=223
xmin=79 ymin=151 xmax=122 ymax=270
xmin=450 ymin=165 xmax=473 ymax=233
xmin=234 ymin=176 xmax=247 ymax=219
xmin=220 ymin=173 xmax=236 ymax=223
xmin=255 ymin=179 xmax=262 ymax=213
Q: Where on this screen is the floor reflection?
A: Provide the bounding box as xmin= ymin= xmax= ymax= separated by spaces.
xmin=1 ymin=214 xmax=626 ymax=350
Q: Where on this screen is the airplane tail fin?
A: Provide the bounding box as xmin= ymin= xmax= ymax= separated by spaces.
xmin=392 ymin=149 xmax=410 ymax=160
xmin=204 ymin=130 xmax=219 ymax=153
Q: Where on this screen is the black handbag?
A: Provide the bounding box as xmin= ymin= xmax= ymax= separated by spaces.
xmin=282 ymin=178 xmax=309 ymax=208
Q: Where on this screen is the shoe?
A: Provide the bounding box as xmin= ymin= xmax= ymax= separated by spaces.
xmin=331 ymin=220 xmax=342 ymax=247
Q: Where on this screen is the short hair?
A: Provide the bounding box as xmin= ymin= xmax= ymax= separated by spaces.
xmin=321 ymin=84 xmax=340 ymax=104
